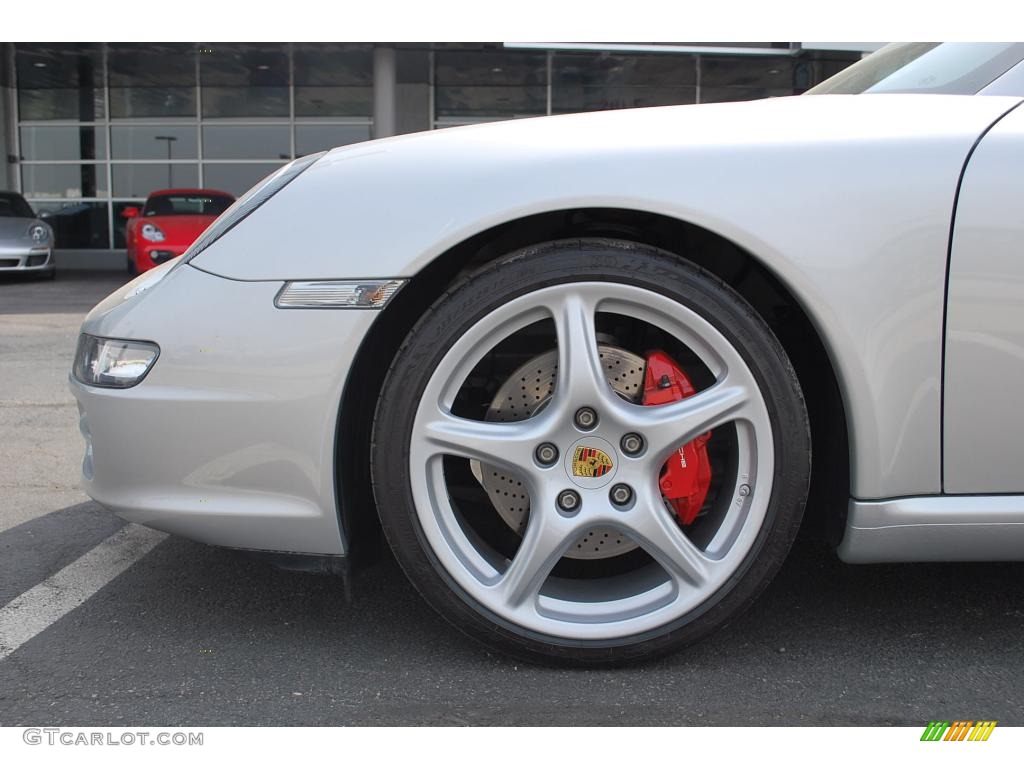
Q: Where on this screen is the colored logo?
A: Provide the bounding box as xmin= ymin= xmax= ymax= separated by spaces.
xmin=920 ymin=721 xmax=997 ymax=741
xmin=572 ymin=446 xmax=613 ymax=478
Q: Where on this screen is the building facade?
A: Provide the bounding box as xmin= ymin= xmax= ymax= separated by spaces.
xmin=0 ymin=42 xmax=870 ymax=266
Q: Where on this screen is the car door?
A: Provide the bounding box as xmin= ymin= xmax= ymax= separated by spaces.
xmin=944 ymin=102 xmax=1024 ymax=492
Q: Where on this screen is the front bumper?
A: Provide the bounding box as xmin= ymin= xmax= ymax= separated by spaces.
xmin=69 ymin=263 xmax=378 ymax=555
xmin=0 ymin=245 xmax=54 ymax=272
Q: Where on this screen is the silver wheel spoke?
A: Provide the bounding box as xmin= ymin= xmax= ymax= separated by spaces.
xmin=620 ymin=377 xmax=751 ymax=462
xmin=624 ymin=497 xmax=714 ymax=587
xmin=422 ymin=408 xmax=542 ymax=473
xmin=495 ymin=512 xmax=579 ymax=607
xmin=552 ymin=290 xmax=610 ymax=410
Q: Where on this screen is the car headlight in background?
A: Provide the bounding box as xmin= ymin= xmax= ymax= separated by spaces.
xmin=140 ymin=223 xmax=166 ymax=242
xmin=184 ymin=151 xmax=326 ymax=263
xmin=73 ymin=335 xmax=160 ymax=388
xmin=29 ymin=224 xmax=49 ymax=244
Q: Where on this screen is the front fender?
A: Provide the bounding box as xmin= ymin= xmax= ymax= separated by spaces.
xmin=191 ymin=94 xmax=1022 ymax=499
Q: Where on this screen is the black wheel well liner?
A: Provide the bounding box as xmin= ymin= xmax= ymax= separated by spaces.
xmin=335 ymin=208 xmax=850 ymax=568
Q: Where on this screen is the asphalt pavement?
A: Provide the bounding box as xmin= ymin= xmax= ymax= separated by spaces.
xmin=0 ymin=269 xmax=127 ymax=533
xmin=0 ymin=269 xmax=1022 ymax=726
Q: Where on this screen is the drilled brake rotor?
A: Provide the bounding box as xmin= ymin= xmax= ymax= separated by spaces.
xmin=471 ymin=345 xmax=645 ymax=560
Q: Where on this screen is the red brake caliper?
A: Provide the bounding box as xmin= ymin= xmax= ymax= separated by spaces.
xmin=641 ymin=351 xmax=713 ymax=526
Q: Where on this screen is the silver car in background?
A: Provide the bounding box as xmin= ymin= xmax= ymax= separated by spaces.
xmin=70 ymin=43 xmax=1024 ymax=665
xmin=0 ymin=192 xmax=55 ymax=279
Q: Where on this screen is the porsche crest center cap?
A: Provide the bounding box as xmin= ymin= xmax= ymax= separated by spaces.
xmin=564 ymin=436 xmax=618 ymax=489
xmin=572 ymin=446 xmax=613 ymax=477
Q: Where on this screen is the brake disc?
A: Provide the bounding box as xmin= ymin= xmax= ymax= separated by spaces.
xmin=471 ymin=345 xmax=645 ymax=560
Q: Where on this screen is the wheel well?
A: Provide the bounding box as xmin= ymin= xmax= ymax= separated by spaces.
xmin=336 ymin=208 xmax=850 ymax=567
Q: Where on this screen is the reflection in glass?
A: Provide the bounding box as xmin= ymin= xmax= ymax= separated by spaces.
xmin=295 ymin=124 xmax=370 ymax=154
xmin=112 ymin=164 xmax=200 ymax=197
xmin=698 ymin=86 xmax=794 ymax=104
xmin=15 ymin=43 xmax=105 ymax=121
xmin=35 ymin=202 xmax=110 ymax=248
xmin=22 ymin=165 xmax=107 ymax=199
xmin=435 ymin=50 xmax=547 ymax=119
xmin=552 ymin=53 xmax=697 ymax=113
xmin=20 ymin=126 xmax=106 ymax=161
xmin=108 ymin=44 xmax=196 ymax=118
xmin=201 ymin=44 xmax=289 ymax=117
xmin=701 ymin=56 xmax=794 ymax=88
xmin=202 ymin=87 xmax=290 ymax=118
xmin=17 ymin=90 xmax=106 ymax=122
xmin=110 ymin=87 xmax=196 ymax=119
xmin=396 ymin=49 xmax=431 ymax=134
xmin=294 ymin=44 xmax=373 ymax=117
xmin=294 ymin=87 xmax=373 ymax=118
xmin=202 ymin=163 xmax=285 ymax=196
xmin=202 ymin=125 xmax=291 ymax=159
xmin=699 ymin=56 xmax=795 ymax=102
xmin=111 ymin=126 xmax=198 ymax=160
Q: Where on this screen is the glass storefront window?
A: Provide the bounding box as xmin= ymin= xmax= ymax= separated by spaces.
xmin=35 ymin=202 xmax=110 ymax=249
xmin=552 ymin=53 xmax=697 ymax=113
xmin=21 ymin=165 xmax=107 ymax=199
xmin=435 ymin=50 xmax=547 ymax=119
xmin=294 ymin=44 xmax=373 ymax=117
xmin=202 ymin=125 xmax=291 ymax=160
xmin=698 ymin=56 xmax=796 ymax=103
xmin=202 ymin=163 xmax=285 ymax=196
xmin=108 ymin=44 xmax=197 ymax=118
xmin=16 ymin=44 xmax=105 ymax=121
xmin=203 ymin=87 xmax=290 ymax=118
xmin=112 ymin=164 xmax=200 ymax=197
xmin=110 ymin=87 xmax=196 ymax=120
xmin=295 ymin=87 xmax=374 ymax=118
xmin=201 ymin=44 xmax=289 ymax=118
xmin=19 ymin=126 xmax=106 ymax=161
xmin=11 ymin=42 xmax=855 ymax=252
xmin=111 ymin=125 xmax=198 ymax=160
xmin=396 ymin=48 xmax=431 ymax=134
xmin=295 ymin=124 xmax=371 ymax=155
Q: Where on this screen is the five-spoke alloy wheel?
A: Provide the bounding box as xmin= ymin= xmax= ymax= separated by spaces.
xmin=372 ymin=240 xmax=810 ymax=665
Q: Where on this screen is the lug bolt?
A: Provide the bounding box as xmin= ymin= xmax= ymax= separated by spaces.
xmin=574 ymin=406 xmax=598 ymax=430
xmin=620 ymin=432 xmax=645 ymax=456
xmin=535 ymin=442 xmax=559 ymax=466
xmin=557 ymin=489 xmax=581 ymax=513
xmin=610 ymin=483 xmax=633 ymax=507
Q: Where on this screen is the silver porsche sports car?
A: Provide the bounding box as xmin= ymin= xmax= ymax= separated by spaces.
xmin=0 ymin=191 xmax=55 ymax=278
xmin=70 ymin=43 xmax=1024 ymax=664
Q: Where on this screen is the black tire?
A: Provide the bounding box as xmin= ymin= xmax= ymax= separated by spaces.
xmin=126 ymin=254 xmax=137 ymax=275
xmin=371 ymin=239 xmax=810 ymax=666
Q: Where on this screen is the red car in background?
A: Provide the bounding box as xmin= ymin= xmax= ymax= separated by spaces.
xmin=123 ymin=188 xmax=235 ymax=274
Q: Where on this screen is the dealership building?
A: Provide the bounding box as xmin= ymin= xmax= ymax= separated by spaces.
xmin=0 ymin=42 xmax=875 ymax=267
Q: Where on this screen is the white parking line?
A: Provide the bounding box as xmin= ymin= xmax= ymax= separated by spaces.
xmin=0 ymin=523 xmax=167 ymax=661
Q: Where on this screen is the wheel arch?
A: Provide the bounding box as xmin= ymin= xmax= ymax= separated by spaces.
xmin=336 ymin=208 xmax=851 ymax=565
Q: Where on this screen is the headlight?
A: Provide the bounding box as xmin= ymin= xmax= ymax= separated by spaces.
xmin=73 ymin=335 xmax=160 ymax=389
xmin=184 ymin=151 xmax=325 ymax=263
xmin=29 ymin=224 xmax=49 ymax=244
xmin=140 ymin=223 xmax=166 ymax=242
